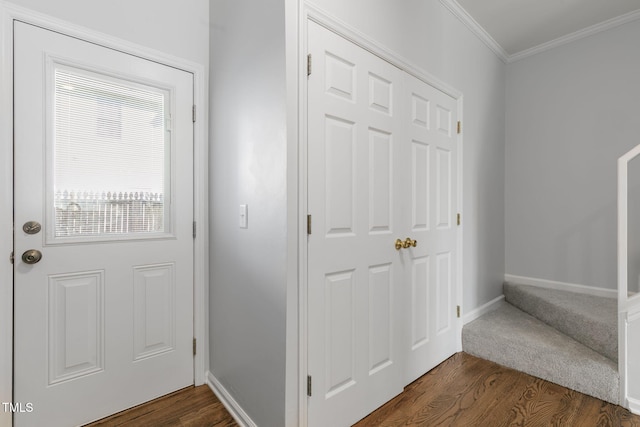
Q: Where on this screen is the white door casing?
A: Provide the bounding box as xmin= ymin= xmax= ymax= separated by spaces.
xmin=306 ymin=20 xmax=459 ymax=427
xmin=14 ymin=22 xmax=194 ymax=426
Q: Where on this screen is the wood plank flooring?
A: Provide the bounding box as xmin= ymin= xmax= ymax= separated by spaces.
xmin=85 ymin=385 xmax=236 ymax=427
xmin=87 ymin=353 xmax=640 ymax=426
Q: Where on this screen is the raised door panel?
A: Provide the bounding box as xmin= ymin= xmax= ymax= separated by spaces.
xmin=133 ymin=264 xmax=176 ymax=360
xmin=369 ymin=129 xmax=393 ymax=234
xmin=48 ymin=271 xmax=104 ymax=384
xmin=325 ymin=116 xmax=356 ymax=237
xmin=324 ymin=270 xmax=357 ymax=398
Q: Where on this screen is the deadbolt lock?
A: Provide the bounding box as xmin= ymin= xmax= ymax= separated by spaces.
xmin=23 ymin=221 xmax=41 ymax=235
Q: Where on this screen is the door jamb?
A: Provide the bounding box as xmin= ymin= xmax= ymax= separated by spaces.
xmin=0 ymin=5 xmax=209 ymax=426
xmin=297 ymin=4 xmax=465 ymax=425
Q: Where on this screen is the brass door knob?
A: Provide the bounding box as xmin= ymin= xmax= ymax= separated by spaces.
xmin=22 ymin=249 xmax=42 ymax=265
xmin=403 ymin=238 xmax=417 ymax=248
xmin=395 ymin=239 xmax=404 ymax=250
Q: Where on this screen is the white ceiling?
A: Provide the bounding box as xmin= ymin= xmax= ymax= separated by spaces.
xmin=455 ymin=0 xmax=640 ymax=56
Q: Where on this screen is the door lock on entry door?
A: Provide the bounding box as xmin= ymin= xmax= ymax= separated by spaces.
xmin=22 ymin=249 xmax=42 ymax=265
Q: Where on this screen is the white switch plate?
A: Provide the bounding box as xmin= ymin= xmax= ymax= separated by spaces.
xmin=239 ymin=204 xmax=248 ymax=228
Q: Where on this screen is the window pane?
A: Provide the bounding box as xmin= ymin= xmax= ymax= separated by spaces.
xmin=53 ymin=67 xmax=169 ymax=238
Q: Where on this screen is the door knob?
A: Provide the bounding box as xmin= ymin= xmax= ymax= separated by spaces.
xmin=395 ymin=239 xmax=404 ymax=250
xmin=22 ymin=249 xmax=42 ymax=265
xmin=403 ymin=238 xmax=417 ymax=248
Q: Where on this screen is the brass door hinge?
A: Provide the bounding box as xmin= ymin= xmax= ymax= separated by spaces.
xmin=307 ymin=54 xmax=312 ymax=77
xmin=457 ymin=121 xmax=461 ymax=134
xmin=10 ymin=251 xmax=14 ymax=264
xmin=307 ymin=375 xmax=312 ymax=397
xmin=193 ymin=338 xmax=197 ymax=356
xmin=307 ymin=214 xmax=312 ymax=235
xmin=456 ymin=305 xmax=461 ymax=318
xmin=457 ymin=213 xmax=461 ymax=226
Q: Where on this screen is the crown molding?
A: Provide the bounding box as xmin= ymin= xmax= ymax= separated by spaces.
xmin=439 ymin=0 xmax=509 ymax=63
xmin=440 ymin=0 xmax=640 ymax=64
xmin=508 ymin=8 xmax=640 ymax=62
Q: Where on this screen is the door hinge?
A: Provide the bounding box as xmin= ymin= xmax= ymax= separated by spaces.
xmin=457 ymin=121 xmax=461 ymax=134
xmin=307 ymin=54 xmax=312 ymax=77
xmin=192 ymin=105 xmax=196 ymax=123
xmin=9 ymin=251 xmax=14 ymax=264
xmin=457 ymin=213 xmax=461 ymax=226
xmin=307 ymin=375 xmax=312 ymax=397
xmin=456 ymin=305 xmax=461 ymax=318
xmin=307 ymin=214 xmax=312 ymax=235
xmin=193 ymin=221 xmax=197 ymax=238
xmin=193 ymin=338 xmax=197 ymax=356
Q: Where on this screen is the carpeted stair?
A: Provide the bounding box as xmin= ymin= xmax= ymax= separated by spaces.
xmin=462 ymin=282 xmax=619 ymax=405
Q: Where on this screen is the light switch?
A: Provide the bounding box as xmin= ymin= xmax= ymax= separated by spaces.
xmin=239 ymin=204 xmax=248 ymax=228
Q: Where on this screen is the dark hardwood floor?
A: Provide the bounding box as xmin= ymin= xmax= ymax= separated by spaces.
xmin=87 ymin=353 xmax=640 ymax=426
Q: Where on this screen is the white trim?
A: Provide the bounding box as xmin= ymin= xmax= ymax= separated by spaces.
xmin=438 ymin=0 xmax=509 ymax=63
xmin=455 ymin=96 xmax=464 ymax=351
xmin=509 ymin=9 xmax=640 ymax=63
xmin=206 ymin=371 xmax=258 ymax=427
xmin=284 ymin=0 xmax=301 ymax=425
xmin=504 ymin=274 xmax=617 ymax=299
xmin=439 ymin=0 xmax=640 ymax=64
xmin=462 ymin=295 xmax=505 ymax=325
xmin=629 ymin=397 xmax=640 ymax=415
xmin=0 ymin=4 xmax=14 ymax=427
xmin=0 ymin=4 xmax=209 ymax=425
xmin=297 ymin=5 xmax=309 ymax=427
xmin=619 ymin=311 xmax=628 ymax=408
xmin=300 ymin=3 xmax=465 ymax=425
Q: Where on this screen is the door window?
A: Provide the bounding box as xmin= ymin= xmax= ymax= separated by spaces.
xmin=50 ymin=65 xmax=171 ymax=241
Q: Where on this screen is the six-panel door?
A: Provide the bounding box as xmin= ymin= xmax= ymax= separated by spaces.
xmin=307 ymin=21 xmax=459 ymax=427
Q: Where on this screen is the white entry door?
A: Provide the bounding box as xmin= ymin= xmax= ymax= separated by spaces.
xmin=13 ymin=22 xmax=194 ymax=427
xmin=307 ymin=21 xmax=459 ymax=427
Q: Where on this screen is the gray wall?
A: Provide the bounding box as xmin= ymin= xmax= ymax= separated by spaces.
xmin=505 ymin=19 xmax=640 ymax=290
xmin=209 ymin=1 xmax=288 ymax=426
xmin=311 ymin=0 xmax=507 ymax=311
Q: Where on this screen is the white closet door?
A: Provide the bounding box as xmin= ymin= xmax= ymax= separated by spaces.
xmin=307 ymin=20 xmax=406 ymax=427
xmin=306 ymin=20 xmax=460 ymax=427
xmin=403 ymin=76 xmax=459 ymax=385
xmin=13 ymin=22 xmax=194 ymax=427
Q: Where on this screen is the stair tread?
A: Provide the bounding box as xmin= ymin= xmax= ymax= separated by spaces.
xmin=504 ymin=282 xmax=617 ymax=362
xmin=462 ymin=303 xmax=619 ymax=405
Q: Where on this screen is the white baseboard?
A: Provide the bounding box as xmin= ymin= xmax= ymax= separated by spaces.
xmin=504 ymin=274 xmax=617 ymax=299
xmin=627 ymin=397 xmax=640 ymax=415
xmin=462 ymin=295 xmax=505 ymax=325
xmin=206 ymin=371 xmax=257 ymax=427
